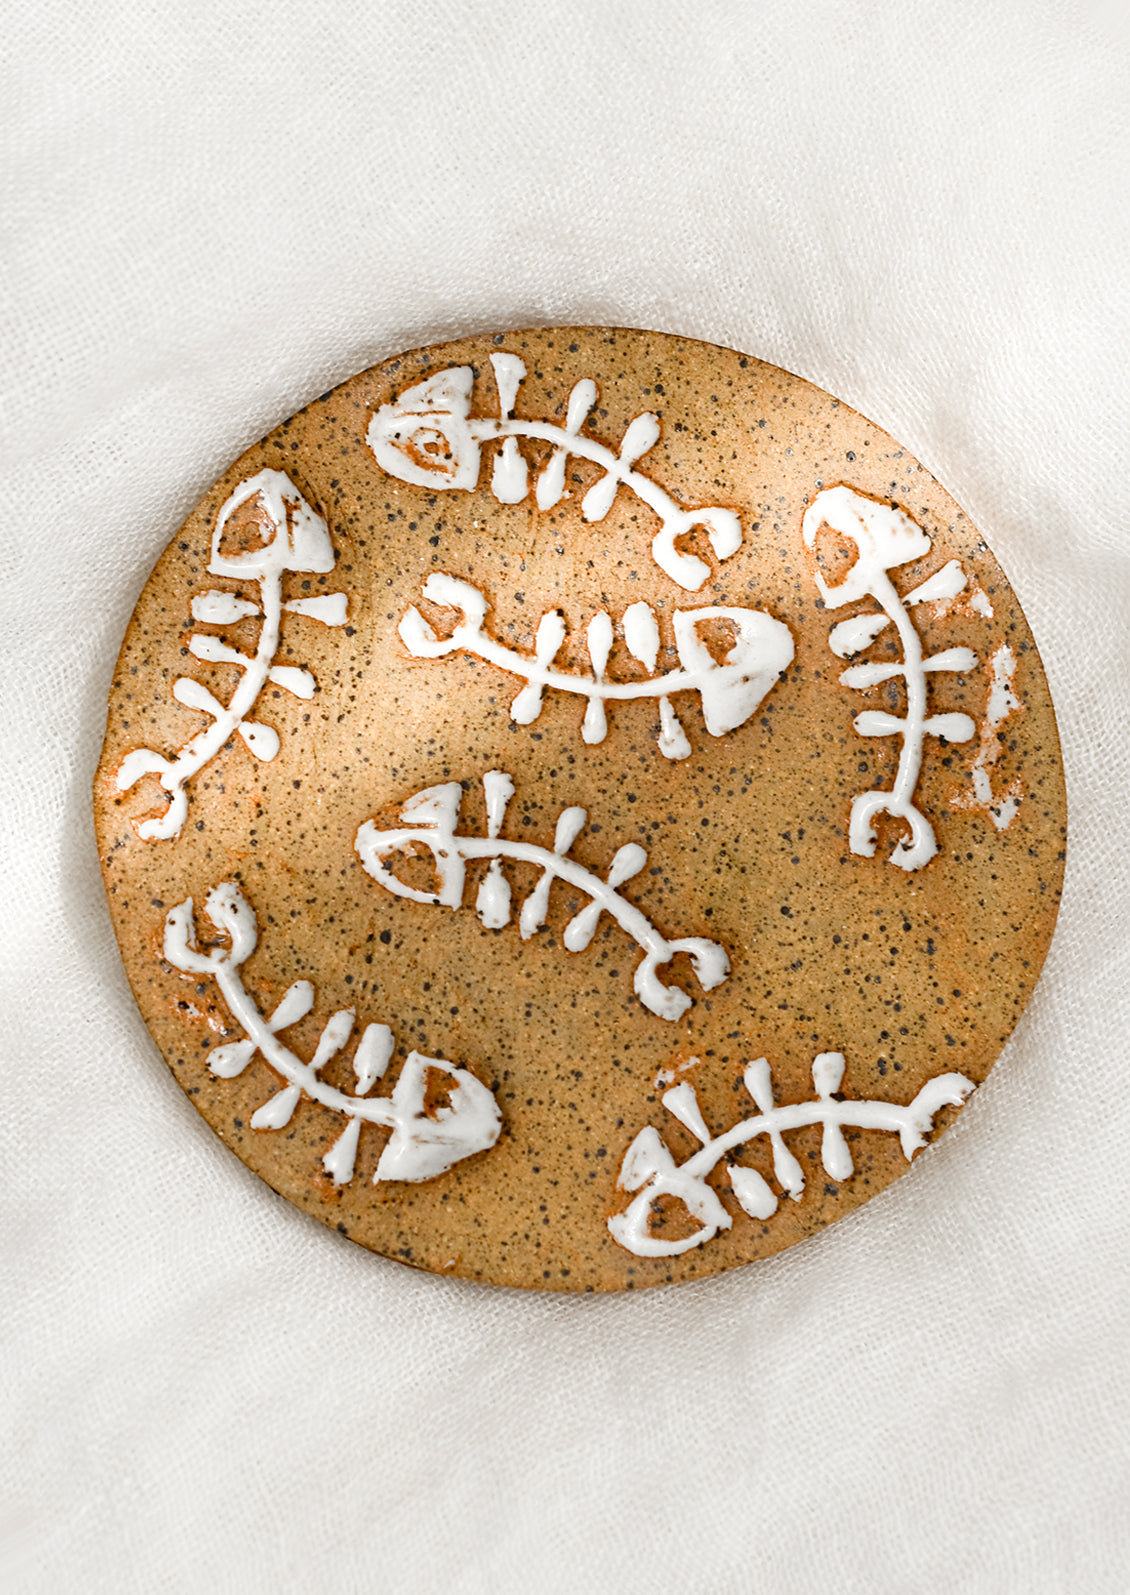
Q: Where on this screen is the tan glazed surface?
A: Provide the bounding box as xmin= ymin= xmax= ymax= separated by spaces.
xmin=94 ymin=328 xmax=1066 ymax=1291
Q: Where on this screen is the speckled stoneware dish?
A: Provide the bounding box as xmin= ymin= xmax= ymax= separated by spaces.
xmin=94 ymin=328 xmax=1066 ymax=1291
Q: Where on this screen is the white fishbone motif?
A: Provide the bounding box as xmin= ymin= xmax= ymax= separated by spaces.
xmin=162 ymin=881 xmax=501 ymax=1185
xmin=354 ymin=772 xmax=729 ymax=1021
xmin=803 ymin=485 xmax=977 ymax=870
xmin=116 ymin=470 xmax=348 ymax=840
xmin=609 ymin=1051 xmax=974 ymax=1257
xmin=367 ymin=352 xmax=743 ymax=591
xmin=399 ymin=574 xmax=794 ymax=761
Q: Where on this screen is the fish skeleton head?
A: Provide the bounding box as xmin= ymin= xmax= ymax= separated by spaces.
xmin=367 ymin=365 xmax=481 ymax=491
xmin=802 ymin=485 xmax=932 ymax=607
xmin=209 ymin=469 xmax=335 ymax=580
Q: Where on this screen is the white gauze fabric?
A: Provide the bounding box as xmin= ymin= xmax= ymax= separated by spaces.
xmin=2 ymin=1 xmax=1129 ymax=1590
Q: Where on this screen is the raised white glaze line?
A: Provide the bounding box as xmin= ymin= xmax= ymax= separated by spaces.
xmin=608 ymin=1051 xmax=974 ymax=1256
xmin=399 ymin=574 xmax=793 ymax=760
xmin=952 ymin=643 xmax=1024 ymax=830
xmin=162 ymin=882 xmax=500 ymax=1185
xmin=355 ymin=773 xmax=729 ymax=1022
xmin=367 ymin=358 xmax=742 ymax=590
xmin=804 ymin=486 xmax=976 ymax=870
xmin=986 ymin=642 xmax=1020 ymax=727
xmin=115 ymin=471 xmax=347 ymax=841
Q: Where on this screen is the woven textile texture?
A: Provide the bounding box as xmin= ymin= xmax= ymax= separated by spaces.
xmin=2 ymin=2 xmax=1128 ymax=1589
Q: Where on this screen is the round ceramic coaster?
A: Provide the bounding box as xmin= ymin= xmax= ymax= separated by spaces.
xmin=95 ymin=328 xmax=1065 ymax=1291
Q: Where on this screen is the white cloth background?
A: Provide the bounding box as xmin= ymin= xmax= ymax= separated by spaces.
xmin=3 ymin=1 xmax=1128 ymax=1589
